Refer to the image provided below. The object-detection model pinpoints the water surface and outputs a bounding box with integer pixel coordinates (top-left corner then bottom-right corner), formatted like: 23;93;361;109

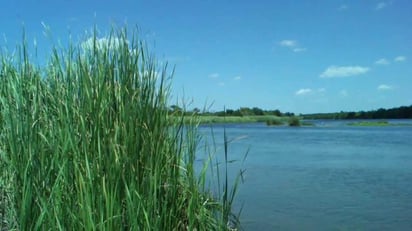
198;120;412;230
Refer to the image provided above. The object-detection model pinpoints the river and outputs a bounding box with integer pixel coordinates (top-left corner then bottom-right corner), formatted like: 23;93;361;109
198;120;412;230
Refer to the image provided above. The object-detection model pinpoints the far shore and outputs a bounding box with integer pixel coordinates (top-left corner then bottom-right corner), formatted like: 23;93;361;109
192;115;287;124
179;115;412;127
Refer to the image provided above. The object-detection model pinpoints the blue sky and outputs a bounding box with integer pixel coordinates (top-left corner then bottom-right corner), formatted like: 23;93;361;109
1;0;411;113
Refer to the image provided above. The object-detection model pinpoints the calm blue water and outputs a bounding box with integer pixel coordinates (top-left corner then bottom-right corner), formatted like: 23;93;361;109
198;120;412;230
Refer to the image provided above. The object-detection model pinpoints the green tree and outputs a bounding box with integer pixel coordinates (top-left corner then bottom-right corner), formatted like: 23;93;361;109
252;107;264;115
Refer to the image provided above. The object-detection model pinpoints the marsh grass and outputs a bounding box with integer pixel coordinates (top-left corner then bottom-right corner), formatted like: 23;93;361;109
0;27;241;230
288;117;301;127
266;118;285;126
347;120;390;126
196;115;283;124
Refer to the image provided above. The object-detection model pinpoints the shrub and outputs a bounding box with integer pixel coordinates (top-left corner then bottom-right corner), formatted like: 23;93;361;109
266;118;284;126
288;116;301;126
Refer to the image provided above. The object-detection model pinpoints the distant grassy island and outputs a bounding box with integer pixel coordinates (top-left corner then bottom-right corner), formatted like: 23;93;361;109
347;121;391;126
347;120;412;127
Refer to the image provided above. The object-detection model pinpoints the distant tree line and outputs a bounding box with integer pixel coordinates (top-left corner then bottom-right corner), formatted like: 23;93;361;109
167;106;295;117
168;104;412;119
302;105;412;120
211;107;295;117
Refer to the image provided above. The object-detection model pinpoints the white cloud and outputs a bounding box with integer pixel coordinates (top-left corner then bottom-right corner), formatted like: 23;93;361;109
279;40;297;47
209;73;219;78
377;84;393;90
340;90;348;97
293;47;307;53
81;37;126;51
233;76;241;80
320;65;370;78
317;88;326;93
394;56;406;62
279;39;306;53
218;82;225;87
375;2;387;10
295;88;313;96
339;4;348;10
375;58;390;65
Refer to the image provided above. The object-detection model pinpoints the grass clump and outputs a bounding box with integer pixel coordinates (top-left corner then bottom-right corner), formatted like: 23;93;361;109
0;27;241;230
347;120;390;126
301;121;315;126
288;116;301;127
197;115;284;124
266;118;284;126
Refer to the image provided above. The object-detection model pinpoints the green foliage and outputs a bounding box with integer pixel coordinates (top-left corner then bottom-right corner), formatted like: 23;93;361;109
288;117;301;126
196;115;282;124
301;121;315;126
347;120;390;126
210;107;293;117
0;27;241;230
252;107;264;116
266;118;284;126
302;105;412;120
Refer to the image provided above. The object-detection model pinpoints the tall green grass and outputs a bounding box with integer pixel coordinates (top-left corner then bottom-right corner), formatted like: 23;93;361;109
0;27;241;230
195;115;283;124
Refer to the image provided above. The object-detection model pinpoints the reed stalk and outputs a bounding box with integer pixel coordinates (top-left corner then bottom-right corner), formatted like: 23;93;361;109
0;26;242;230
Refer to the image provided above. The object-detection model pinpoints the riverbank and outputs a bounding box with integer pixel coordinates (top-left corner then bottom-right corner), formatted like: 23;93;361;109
184;116;412;127
192;115;288;124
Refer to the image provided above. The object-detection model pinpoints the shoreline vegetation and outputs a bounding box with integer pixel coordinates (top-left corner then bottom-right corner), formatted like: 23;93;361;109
190;116;411;127
345;120;412;127
1;26;410;231
0;27;243;230
347;121;390;126
173;105;412;127
180;114;412;127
